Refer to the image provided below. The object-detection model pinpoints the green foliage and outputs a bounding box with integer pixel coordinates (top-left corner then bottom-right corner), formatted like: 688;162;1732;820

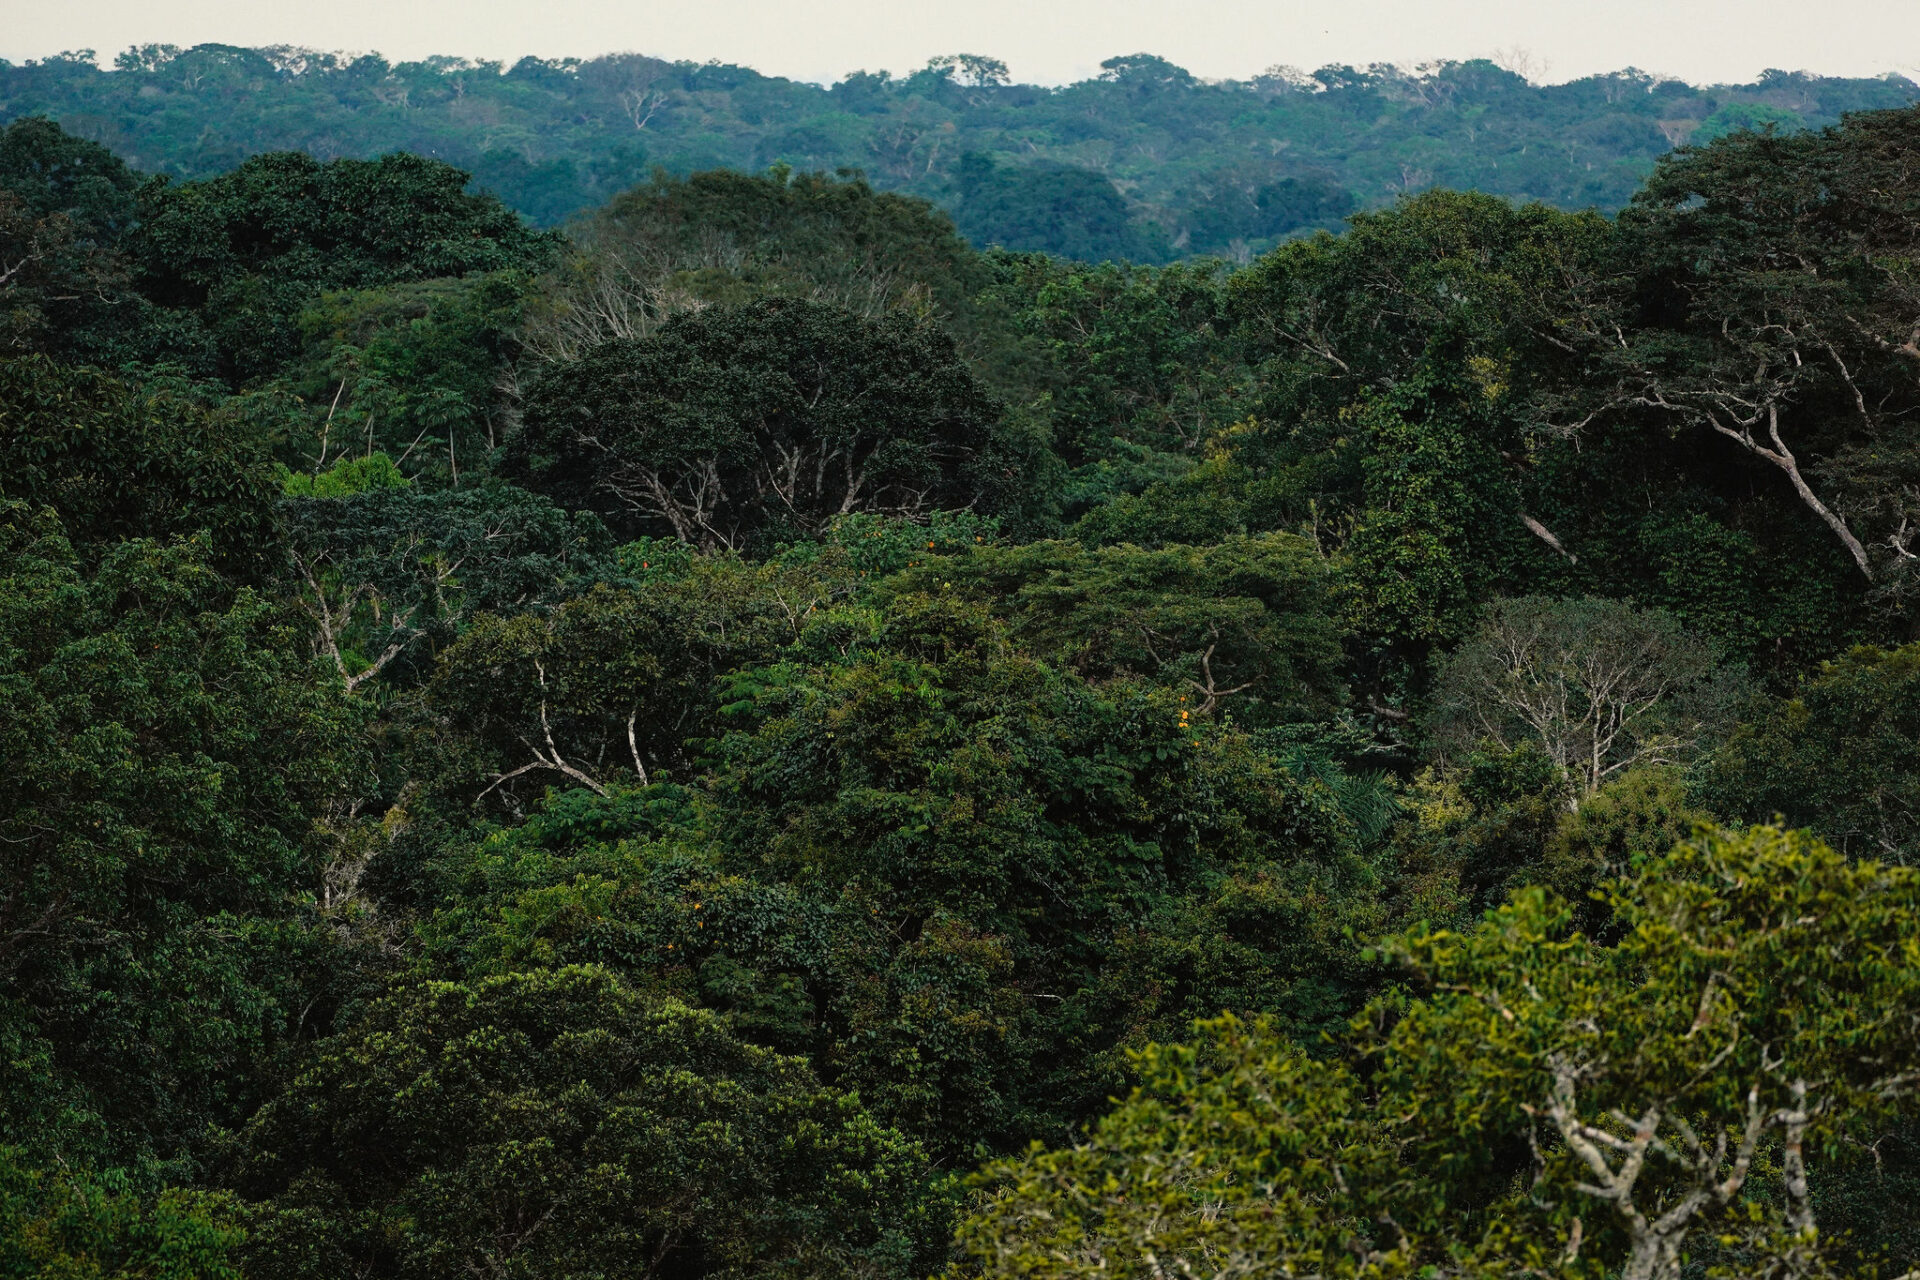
510;297;1029;548
1189;172;1355;253
1385;751;1709;935
823;509;1001;575
279;482;614;691
285;271;534;482
1691;101;1806;144
520;165;1057;446
701;593;1381;1148
949;155;1151;263
984;253;1247;513
1426;596;1746;797
551;166;991;326
1067;445;1255;550
0;116;140;239
0;504;368;1162
1377;827;1920;1275
1704;641;1920;862
956;826;1920;1278
710;592;1354;917
1197;183;1877;686
0;1148;241;1280
430;547;855;798
1539;767;1706;926
951;1015;1397;1279
1338;371;1528;657
9;84;1920;1279
229;965;943;1279
0;357;281;571
129;150;558;380
1200;193;1614;681
0;118;158;363
1812;1116;1920;1274
415;569;1379;1165
881;534;1344;725
277;451;409;498
1558;106;1920;604
1382;745;1566;927
6;49;1914;250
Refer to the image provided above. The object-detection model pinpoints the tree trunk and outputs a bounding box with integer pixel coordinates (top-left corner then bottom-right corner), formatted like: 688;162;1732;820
1621;1229;1686;1280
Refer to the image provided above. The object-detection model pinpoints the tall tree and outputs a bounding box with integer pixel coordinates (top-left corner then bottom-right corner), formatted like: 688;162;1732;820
130;151;558;381
1705;640;1920;862
0;356;281;574
0;504;366;1161
0;117;166;363
1427;596;1746;800
1543;107;1920;602
954;826;1920;1279
509;298;1036;549
230;966;941;1280
280;483;613;693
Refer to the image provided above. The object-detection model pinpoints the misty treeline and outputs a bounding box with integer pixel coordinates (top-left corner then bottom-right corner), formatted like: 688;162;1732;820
2;42;1916;256
2;93;1920;1279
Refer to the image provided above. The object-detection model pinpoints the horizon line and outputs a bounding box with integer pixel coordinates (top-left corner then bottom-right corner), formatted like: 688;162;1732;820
5;41;1917;93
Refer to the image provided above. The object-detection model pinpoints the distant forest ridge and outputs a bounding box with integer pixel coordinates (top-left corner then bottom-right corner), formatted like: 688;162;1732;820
2;43;1916;259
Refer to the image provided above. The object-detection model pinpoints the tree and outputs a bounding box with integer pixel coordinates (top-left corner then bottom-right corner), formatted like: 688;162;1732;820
0;1147;241;1280
430;546;860;803
230;965;941;1280
129;150;559;380
951;1017;1397;1279
1337;364;1534;661
0;116;141;241
1691;102;1805;145
286;271;535;483
926;55;1011;90
279;482;614;693
984;254;1247;477
0;119;171;364
1541;108;1920;598
950;156;1149;263
1704;641;1920;862
1379;827;1920;1278
1211;193;1617;686
0;356;281;572
954;826;1920;1279
882;534;1345;723
1427;596;1744;800
702;589;1379;1152
1214;187;1874;683
1223;191;1604;569
2;48;1913;239
0;187;124;355
0;504;367;1161
518;167;1000;369
509;298;1020;549
1537;766;1705;925
420;554;1382;1164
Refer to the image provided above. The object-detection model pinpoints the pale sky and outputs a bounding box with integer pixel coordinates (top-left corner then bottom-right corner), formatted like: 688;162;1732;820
5;0;1919;88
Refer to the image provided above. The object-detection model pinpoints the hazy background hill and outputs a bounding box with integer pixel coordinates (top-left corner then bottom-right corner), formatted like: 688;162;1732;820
3;43;1914;260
